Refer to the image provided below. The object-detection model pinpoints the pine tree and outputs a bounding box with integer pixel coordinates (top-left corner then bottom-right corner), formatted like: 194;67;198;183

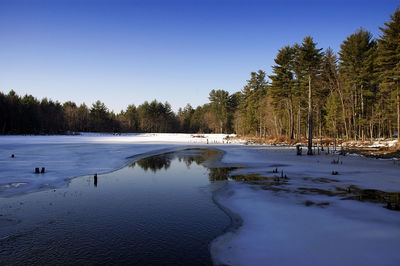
90;100;110;132
377;8;400;140
269;45;296;138
177;104;194;133
125;104;138;131
321;48;349;138
325;91;343;137
209;89;230;133
296;36;323;155
239;70;268;135
339;28;378;139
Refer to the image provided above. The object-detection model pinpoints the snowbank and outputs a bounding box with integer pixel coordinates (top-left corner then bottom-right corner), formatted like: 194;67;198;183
212;146;400;266
343;139;399;148
212;182;400;266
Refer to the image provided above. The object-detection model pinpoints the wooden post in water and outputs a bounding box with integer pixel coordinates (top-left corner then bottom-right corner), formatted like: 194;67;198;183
94;173;98;187
35;168;40;174
296;144;302;156
340;144;345;156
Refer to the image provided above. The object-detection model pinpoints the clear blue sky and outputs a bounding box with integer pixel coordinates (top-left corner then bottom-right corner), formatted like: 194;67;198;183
0;0;398;113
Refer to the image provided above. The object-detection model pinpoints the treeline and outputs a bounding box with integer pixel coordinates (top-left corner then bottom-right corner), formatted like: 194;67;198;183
0;91;179;134
248;8;400;140
1;8;399;139
198;8;400;140
0;88;239;134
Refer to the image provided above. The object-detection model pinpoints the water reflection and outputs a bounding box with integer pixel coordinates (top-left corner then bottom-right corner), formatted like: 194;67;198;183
130;155;172;172
130;149;212;171
0;148;232;266
131;151;400;212
130;149;239;183
208;167;235;182
178;155;206;167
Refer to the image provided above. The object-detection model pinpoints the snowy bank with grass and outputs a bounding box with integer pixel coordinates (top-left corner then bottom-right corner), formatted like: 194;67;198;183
212;146;400;266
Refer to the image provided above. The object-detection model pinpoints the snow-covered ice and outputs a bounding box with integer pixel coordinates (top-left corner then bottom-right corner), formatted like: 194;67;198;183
1;134;399;265
0;133;238;196
212;146;400;266
212;182;400;266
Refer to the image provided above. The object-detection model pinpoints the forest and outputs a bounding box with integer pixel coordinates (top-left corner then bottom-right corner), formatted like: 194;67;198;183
1;8;399;140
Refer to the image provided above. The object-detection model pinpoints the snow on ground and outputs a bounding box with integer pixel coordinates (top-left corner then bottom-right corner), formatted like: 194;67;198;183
342;138;399;148
218;146;400;191
212;182;400;266
0;133;238;196
1;134;400;265
212;146;400;266
0;133;239;145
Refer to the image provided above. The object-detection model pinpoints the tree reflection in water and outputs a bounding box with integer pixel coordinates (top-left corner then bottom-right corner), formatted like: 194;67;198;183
208;168;231;181
130;155;172;172
132;149;400;211
130;154;206;172
130;149;241;183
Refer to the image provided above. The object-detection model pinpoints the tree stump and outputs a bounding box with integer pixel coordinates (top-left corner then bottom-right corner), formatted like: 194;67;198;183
340;145;346;156
296;145;302;156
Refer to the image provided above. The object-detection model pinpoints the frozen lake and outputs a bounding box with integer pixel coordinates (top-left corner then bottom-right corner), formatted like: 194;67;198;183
1;134;400;265
0;149;231;265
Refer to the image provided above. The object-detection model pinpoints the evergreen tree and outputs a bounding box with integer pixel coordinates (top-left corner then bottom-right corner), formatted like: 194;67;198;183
77;103;90;132
238;70;268;135
208;89;230;133
296;36;323;154
90;100;110;132
339;28;378;139
125;104;138;132
20;94;40;134
63;101;78;131
321;48;349;138
178;104;195;132
377;8;400;139
0;92;6;134
269;45;296;138
324;91;343;137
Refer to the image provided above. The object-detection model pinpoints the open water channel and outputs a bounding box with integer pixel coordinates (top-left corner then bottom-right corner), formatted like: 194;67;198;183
0;148;233;265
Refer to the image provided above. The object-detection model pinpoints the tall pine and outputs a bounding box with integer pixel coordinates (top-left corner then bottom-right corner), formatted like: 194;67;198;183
296;37;323;155
339;29;378;139
269;45;296;138
239;70;268;135
377;8;400;140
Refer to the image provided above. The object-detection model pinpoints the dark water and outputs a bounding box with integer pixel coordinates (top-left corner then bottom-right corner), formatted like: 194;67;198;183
0;149;231;265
